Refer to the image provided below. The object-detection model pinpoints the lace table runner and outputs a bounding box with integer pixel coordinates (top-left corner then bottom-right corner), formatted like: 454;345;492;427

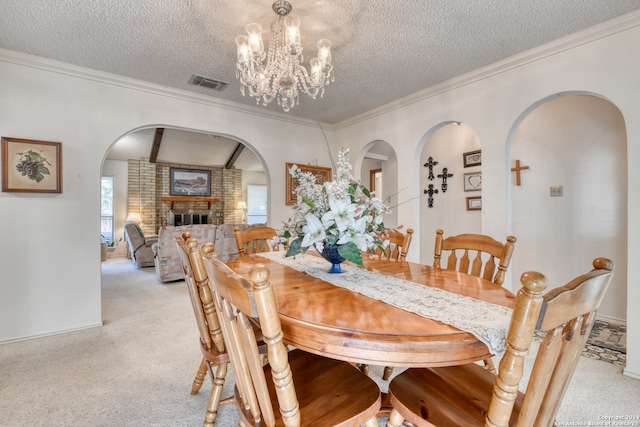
258;251;512;355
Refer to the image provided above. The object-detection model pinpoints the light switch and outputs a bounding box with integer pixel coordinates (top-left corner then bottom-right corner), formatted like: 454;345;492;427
550;186;563;197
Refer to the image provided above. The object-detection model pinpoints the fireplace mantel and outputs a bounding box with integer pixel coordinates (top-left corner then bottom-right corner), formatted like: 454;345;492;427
160;196;221;209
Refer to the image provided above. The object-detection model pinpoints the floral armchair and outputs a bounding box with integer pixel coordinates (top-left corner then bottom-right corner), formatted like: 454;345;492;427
152;223;250;282
123;222;158;268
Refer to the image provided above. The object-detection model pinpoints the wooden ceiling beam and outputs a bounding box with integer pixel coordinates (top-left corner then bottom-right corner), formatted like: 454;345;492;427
225;143;245;169
149;127;164;163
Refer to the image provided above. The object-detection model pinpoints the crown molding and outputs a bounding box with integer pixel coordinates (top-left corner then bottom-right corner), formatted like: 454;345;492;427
333;10;640;130
0;48;334;131
2;9;639;133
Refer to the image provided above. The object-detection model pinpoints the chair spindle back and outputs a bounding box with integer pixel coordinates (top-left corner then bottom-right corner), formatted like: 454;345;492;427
375;228;414;261
497;257;614;427
433;229;516;285
234;226;279;257
203;255;299;426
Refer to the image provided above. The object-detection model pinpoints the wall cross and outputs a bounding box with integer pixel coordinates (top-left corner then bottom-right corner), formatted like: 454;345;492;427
511;159;530;186
437;168;453;192
423;184;439;208
423;156;439;180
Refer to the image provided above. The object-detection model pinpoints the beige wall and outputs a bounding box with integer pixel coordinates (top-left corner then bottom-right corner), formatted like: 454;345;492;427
1;15;639;378
333;23;640;377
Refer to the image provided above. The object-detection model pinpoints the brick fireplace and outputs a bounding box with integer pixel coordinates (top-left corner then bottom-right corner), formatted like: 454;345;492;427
127;158;243;236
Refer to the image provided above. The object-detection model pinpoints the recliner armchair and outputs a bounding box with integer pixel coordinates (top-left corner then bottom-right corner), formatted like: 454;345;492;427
124;222;157;267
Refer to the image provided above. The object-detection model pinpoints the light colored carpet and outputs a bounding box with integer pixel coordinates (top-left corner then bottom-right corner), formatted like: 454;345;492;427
0;258;638;426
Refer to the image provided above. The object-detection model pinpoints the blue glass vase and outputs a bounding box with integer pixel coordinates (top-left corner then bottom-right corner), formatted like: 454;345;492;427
320;245;345;273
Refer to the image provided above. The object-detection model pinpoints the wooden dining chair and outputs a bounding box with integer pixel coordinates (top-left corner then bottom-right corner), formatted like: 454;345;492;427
176;235;231;427
178;234;272;426
201;252;382;427
433;229;517;286
385;257;614;427
374;228;414;261
432;229;517;373
176;233;208;395
371;228;414;380
234;225;279;257
369;227;413;382
379;228;509;380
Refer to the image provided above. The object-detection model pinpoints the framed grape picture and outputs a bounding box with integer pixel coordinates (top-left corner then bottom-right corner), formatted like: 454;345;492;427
1;137;62;193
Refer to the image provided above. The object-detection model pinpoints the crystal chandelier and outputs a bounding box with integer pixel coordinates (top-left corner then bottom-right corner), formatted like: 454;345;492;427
235;0;334;112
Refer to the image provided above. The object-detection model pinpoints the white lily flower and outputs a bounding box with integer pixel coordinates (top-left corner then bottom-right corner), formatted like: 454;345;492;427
322;197;358;233
301;213;326;248
337;216;372;251
277;149;392;265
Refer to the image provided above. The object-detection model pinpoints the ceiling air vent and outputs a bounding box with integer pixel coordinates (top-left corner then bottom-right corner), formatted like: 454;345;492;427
188;74;229;91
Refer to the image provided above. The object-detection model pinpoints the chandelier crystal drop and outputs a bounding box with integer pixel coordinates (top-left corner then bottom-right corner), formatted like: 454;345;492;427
235;0;334;112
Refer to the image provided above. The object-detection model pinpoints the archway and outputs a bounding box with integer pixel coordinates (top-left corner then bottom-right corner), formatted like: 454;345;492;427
355;140;399;229
100;125;270;260
417;122;482;264
509;93;627;322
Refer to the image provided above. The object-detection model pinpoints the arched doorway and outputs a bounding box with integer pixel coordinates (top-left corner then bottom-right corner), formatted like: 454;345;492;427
356;140;399;228
509;93;627;322
100;125;269;259
418;122;483;264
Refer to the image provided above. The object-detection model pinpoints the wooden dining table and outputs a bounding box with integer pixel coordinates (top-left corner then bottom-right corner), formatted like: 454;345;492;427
225;254;516;369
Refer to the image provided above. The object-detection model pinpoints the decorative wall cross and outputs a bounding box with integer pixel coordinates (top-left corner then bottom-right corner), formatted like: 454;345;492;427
511;159;530;186
423;156;439;180
423;184;439;208
438;168;453;192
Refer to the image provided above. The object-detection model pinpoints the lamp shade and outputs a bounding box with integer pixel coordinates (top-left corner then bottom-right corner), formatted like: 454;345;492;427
126;212;141;223
236;201;247;210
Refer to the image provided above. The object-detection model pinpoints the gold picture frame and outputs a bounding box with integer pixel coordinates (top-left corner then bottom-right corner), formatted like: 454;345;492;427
1;137;62;193
285;163;332;205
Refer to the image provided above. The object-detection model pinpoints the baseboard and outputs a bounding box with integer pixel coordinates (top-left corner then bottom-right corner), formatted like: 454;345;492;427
623;368;640;380
596;313;626;326
0;322;103;346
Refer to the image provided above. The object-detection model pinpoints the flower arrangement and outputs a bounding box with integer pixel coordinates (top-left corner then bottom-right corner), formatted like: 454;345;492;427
279;148;391;267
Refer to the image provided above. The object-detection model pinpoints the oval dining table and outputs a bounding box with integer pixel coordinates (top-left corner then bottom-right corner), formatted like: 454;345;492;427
224;254;516;369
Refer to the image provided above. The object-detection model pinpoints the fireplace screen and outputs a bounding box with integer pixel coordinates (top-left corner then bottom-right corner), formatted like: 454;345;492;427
170;210;212;226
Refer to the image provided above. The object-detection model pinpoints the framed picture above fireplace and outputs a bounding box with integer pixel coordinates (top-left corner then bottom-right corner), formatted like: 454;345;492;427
170;167;211;196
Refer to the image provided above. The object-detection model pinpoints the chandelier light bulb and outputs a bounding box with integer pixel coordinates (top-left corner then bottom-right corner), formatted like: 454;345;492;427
235;35;249;63
285;18;301;55
245;23;264;56
317;39;331;68
234;0;334;112
310;58;322;85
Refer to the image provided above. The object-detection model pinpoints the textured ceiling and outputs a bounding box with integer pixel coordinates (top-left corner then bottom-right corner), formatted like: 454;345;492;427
2;0;639;125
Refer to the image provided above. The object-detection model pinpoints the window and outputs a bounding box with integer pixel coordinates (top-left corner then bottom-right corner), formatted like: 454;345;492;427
101;177;114;242
247;185;267;225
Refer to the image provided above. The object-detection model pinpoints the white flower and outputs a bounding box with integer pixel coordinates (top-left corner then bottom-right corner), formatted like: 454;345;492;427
301;213;326;248
279;148;392;267
337;216;372;251
368;197;390;215
321;197;358;233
